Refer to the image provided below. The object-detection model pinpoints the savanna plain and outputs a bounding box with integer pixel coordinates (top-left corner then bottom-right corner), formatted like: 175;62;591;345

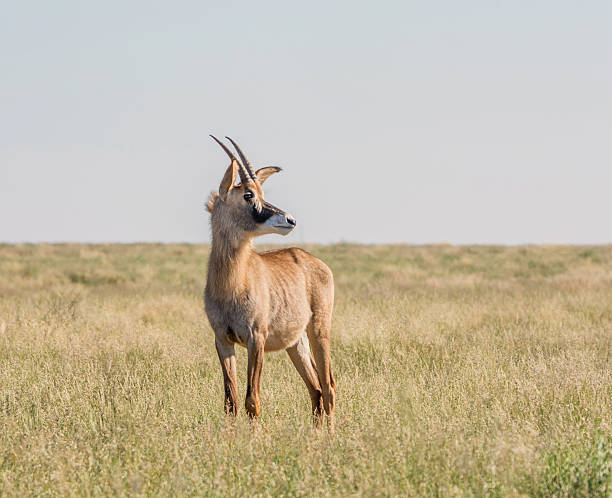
0;243;610;497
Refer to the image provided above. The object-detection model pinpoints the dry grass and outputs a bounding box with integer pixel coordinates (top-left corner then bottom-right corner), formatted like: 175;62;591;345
0;243;610;496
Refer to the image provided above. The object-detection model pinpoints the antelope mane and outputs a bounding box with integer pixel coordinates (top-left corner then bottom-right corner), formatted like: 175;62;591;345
205;191;219;213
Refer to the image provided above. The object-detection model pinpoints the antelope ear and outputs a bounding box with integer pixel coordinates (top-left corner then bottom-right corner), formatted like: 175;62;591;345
218;160;237;201
255;166;282;185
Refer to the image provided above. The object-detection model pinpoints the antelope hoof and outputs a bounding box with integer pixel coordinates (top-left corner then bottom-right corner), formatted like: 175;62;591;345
312;400;324;428
327;415;335;435
245;397;260;418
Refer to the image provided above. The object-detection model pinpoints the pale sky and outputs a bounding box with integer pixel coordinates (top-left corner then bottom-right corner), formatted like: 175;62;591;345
1;1;610;244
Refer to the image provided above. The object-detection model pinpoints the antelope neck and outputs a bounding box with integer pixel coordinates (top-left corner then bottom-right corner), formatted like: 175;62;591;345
208;228;254;295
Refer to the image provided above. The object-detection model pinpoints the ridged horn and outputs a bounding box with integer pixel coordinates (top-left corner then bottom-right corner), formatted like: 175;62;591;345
209;135;250;185
225;136;257;182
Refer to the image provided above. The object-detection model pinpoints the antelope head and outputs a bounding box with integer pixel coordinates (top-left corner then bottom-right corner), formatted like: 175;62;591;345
207;135;296;237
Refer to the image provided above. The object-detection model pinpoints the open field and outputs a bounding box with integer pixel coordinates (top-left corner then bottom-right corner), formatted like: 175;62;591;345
0;243;610;496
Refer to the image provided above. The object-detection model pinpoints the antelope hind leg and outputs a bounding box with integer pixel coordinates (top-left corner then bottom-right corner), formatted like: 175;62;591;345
307;320;336;430
286;333;324;427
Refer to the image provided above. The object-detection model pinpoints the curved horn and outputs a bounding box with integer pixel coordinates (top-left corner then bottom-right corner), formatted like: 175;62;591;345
209;135;251;185
225;136;257;181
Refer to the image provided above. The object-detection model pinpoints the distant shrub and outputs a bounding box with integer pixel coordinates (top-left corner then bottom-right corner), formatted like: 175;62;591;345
66;271;125;286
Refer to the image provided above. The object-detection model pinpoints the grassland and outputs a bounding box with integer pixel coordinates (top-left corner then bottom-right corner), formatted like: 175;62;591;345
0;243;610;496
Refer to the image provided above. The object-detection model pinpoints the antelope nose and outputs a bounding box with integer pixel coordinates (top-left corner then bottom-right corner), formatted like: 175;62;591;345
286;215;296;227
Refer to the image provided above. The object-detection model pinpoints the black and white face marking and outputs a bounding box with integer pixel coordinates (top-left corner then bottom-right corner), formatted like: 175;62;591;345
251;202;278;223
239;187;296;235
250;199;296;235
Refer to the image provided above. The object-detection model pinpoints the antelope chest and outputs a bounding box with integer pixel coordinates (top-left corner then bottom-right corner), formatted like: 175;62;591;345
204;292;310;352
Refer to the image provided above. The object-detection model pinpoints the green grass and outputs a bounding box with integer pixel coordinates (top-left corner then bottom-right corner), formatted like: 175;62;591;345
0;243;611;496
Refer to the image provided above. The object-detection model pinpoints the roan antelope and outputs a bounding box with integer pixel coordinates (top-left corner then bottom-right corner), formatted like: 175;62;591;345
204;136;336;428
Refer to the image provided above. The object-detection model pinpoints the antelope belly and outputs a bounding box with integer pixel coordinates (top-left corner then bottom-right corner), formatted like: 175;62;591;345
264;327;304;352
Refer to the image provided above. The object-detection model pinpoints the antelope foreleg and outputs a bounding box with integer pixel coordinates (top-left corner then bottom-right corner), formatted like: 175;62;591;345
245;333;265;419
215;339;238;416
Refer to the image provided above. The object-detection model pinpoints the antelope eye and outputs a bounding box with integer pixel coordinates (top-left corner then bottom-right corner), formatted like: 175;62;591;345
243;191;254;201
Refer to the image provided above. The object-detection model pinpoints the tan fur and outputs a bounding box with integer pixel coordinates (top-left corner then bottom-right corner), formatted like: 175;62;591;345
204;156;336;428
